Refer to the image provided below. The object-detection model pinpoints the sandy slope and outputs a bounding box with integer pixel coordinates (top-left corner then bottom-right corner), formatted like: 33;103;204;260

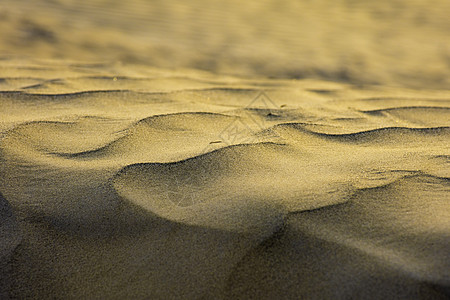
0;59;449;298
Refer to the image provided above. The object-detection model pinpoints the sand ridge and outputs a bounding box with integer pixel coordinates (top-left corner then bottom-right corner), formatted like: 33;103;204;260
0;59;449;298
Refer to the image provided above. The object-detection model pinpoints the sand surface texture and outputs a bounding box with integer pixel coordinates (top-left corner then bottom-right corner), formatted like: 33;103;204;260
0;59;449;299
1;0;450;298
1;0;450;89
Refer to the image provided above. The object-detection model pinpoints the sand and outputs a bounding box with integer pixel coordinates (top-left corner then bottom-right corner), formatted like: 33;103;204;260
0;58;448;299
1;0;450;89
0;0;450;299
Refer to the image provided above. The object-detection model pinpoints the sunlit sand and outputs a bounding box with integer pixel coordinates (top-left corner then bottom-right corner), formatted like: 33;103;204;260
0;1;449;299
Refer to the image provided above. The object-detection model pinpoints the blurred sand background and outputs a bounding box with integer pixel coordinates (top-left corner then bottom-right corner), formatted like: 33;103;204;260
0;0;449;299
1;0;450;88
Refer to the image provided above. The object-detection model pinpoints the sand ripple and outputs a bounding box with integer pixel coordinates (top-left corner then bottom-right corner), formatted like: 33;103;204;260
0;60;449;298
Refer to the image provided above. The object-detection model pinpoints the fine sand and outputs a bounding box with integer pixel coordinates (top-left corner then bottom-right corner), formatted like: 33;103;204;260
0;58;449;299
1;0;450;89
1;0;450;298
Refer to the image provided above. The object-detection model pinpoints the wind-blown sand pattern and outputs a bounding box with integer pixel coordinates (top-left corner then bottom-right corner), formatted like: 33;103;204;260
1;0;450;298
0;59;449;299
2;0;450;88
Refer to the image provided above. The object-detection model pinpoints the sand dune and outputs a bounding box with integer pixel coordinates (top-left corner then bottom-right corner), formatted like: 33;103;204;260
1;0;450;297
0;58;449;298
228;175;450;299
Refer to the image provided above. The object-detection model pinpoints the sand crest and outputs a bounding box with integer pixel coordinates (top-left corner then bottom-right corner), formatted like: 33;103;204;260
0;59;449;298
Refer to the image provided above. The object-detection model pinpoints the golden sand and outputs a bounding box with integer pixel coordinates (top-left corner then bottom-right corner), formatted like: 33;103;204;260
0;1;449;299
0;59;449;298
